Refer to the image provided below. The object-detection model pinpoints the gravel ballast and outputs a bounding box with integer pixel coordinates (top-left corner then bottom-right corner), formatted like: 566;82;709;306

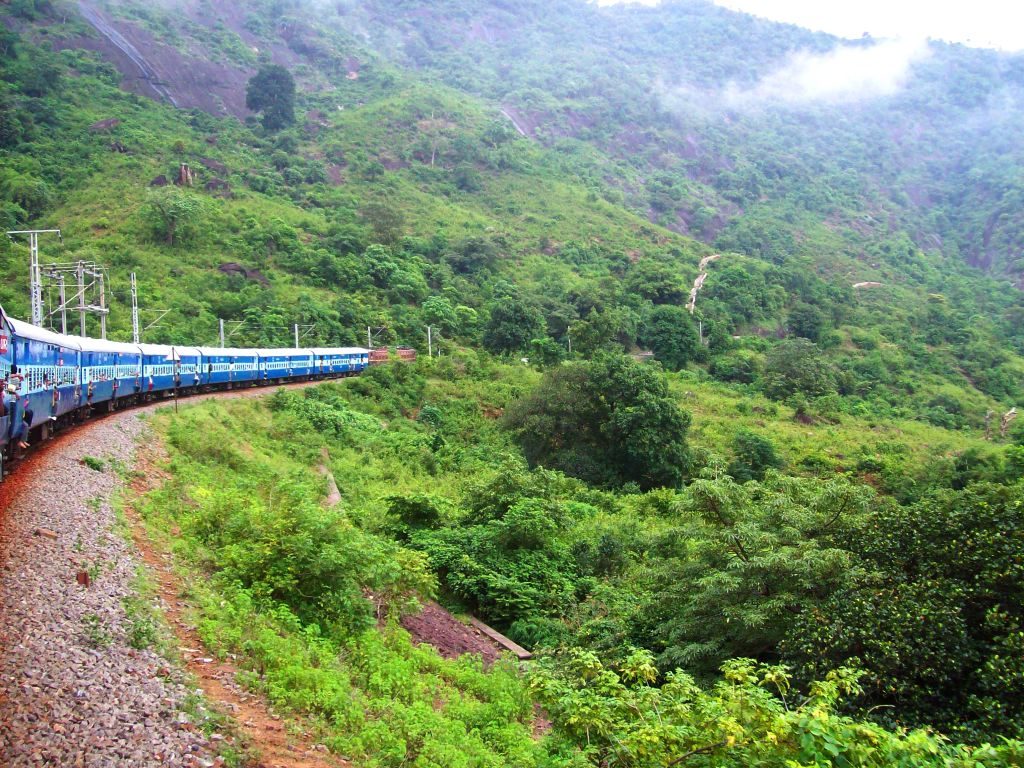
0;410;215;767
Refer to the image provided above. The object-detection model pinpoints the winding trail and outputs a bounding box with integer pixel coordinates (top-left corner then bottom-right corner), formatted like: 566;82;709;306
318;446;342;508
687;253;722;314
500;109;529;138
77;1;180;107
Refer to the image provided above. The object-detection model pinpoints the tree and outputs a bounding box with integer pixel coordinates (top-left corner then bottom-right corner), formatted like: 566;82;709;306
482;297;545;354
788;302;827;342
245;65;296;130
505;353;691;489
624;259;688;304
445;235;499;274
408;463;586;628
0;27;18;59
10;0;53;20
762;337;836;400
421;296;459;336
639;304;704;370
0;106;24;149
142;188;206;246
784;481;1024;742
568;306;639;356
360;202;405;246
640;473;871;676
728;430;783;482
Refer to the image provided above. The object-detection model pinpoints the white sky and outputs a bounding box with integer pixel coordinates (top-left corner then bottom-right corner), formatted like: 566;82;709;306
597;0;1024;51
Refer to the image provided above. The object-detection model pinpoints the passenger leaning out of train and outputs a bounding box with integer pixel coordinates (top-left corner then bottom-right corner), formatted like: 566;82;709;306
5;368;30;450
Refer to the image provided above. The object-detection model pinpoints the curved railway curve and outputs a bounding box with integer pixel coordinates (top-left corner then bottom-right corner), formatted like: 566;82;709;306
0;379;347;767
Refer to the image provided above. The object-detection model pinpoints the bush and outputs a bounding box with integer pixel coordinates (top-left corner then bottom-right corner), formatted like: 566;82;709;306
709;349;761;384
727;430;783;482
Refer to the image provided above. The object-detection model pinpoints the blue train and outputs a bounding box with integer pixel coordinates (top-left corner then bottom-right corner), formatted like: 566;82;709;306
0;303;370;479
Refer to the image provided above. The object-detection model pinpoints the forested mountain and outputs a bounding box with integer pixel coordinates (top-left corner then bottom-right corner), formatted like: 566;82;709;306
3;0;1024;418
4;0;1024;764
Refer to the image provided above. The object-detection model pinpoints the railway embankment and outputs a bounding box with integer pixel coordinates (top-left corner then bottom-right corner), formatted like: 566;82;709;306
0;382;342;768
0;380;517;767
0;410;216;766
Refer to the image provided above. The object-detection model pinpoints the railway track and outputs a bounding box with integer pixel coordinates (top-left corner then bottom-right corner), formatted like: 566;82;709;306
0;377;349;767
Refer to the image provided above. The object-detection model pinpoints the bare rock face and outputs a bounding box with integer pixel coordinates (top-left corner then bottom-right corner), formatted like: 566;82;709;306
89;118;121;133
218;263;269;285
198;157;227;175
204;178;232;197
149;175;169;187
175;164;195;186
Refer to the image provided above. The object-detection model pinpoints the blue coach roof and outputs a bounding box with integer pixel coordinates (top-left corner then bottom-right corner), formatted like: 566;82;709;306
195;347;260;357
66;335;143;355
138;343;203;359
7;318;83;350
255;348;316;357
311;347;370;356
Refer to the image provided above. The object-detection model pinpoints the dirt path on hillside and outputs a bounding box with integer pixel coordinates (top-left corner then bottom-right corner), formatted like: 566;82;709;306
687;253;722;314
2;379;528;766
0;381;345;768
126;442;348;768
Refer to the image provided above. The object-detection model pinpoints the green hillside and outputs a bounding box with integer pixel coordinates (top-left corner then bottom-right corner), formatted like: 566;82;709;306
4;0;1024;764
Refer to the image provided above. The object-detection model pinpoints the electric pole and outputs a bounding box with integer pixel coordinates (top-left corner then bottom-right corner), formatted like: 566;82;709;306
98;270;107;339
219;318;225;348
58;274;67;335
294;323;299;349
131;273;140;344
76;261;86;336
6;229;61;327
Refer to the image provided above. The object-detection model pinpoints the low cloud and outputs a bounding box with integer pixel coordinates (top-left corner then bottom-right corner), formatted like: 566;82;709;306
723;38;930;108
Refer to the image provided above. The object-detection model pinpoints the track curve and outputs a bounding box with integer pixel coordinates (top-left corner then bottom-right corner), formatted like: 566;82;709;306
0;378;340;767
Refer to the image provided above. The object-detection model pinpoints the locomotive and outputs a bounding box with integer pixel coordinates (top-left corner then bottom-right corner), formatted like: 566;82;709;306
0;302;370;480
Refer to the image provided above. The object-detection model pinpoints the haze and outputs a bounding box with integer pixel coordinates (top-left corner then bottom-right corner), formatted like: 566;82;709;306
597;0;1024;51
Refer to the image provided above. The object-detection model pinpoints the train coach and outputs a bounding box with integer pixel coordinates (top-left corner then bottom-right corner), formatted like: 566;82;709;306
0;304;372;479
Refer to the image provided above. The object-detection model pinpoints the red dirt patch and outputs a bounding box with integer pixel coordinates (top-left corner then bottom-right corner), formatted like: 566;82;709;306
400;601;505;666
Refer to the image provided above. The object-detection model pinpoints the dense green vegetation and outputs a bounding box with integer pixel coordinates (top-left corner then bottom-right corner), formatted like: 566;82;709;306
137;365;1024;765
5;0;1024;761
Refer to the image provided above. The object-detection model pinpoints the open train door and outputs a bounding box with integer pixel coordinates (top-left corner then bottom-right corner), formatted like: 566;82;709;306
0;304;12;478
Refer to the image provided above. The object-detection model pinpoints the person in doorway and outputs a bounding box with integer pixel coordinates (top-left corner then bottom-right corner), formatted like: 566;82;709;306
7;368;30;450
